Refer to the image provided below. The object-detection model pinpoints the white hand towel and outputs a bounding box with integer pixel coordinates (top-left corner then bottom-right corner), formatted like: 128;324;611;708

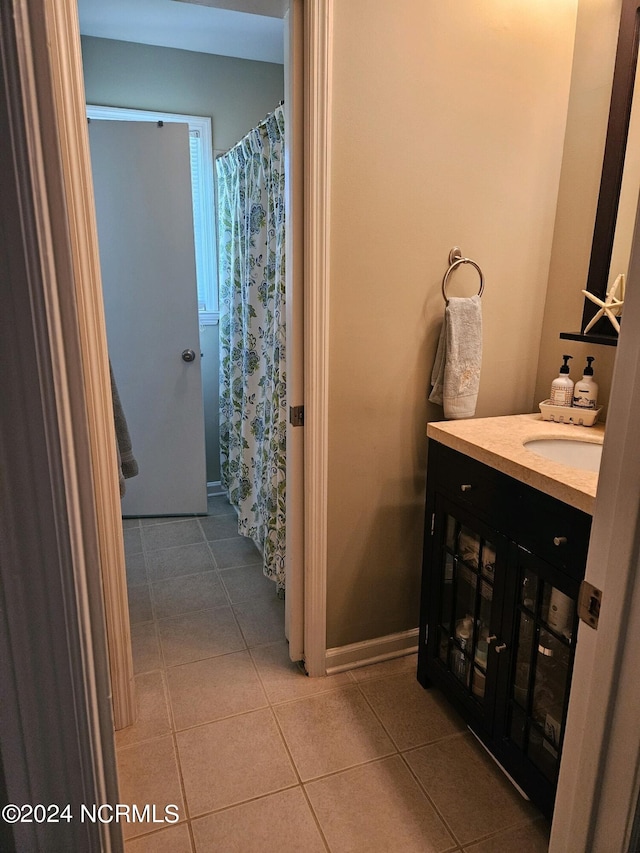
429;295;482;419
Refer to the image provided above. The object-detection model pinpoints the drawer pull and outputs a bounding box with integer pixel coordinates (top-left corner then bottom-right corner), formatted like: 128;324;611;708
494;643;508;653
553;536;568;547
460;484;473;492
486;635;498;644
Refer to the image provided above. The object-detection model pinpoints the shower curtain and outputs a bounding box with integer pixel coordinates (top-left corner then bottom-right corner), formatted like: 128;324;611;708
217;105;286;588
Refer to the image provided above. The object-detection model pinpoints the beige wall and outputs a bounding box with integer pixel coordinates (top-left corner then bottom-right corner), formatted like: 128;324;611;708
534;0;623;419
326;0;579;648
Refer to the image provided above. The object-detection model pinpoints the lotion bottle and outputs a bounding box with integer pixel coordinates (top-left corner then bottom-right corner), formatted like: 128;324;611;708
573;357;598;409
550;355;574;407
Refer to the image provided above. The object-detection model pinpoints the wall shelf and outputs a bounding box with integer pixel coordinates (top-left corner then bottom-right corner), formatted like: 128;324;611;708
559;331;618;347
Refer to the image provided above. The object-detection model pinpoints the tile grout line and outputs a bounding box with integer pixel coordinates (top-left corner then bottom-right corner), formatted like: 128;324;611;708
350;675;471;850
247;651;334;853
397;748;464;851
126;507;499;851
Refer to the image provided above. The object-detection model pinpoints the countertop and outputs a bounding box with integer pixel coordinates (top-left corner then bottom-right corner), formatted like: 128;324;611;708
427;413;605;515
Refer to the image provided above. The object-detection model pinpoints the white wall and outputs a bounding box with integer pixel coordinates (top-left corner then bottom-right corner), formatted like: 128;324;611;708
326;0;578;648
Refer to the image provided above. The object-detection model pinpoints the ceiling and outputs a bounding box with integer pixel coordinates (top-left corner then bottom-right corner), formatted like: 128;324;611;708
76;0;285;64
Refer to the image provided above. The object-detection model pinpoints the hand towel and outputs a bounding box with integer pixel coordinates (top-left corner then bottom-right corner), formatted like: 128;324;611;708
429;295;482;419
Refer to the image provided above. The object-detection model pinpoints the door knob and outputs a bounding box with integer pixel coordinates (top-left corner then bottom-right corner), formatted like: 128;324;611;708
181;349;196;363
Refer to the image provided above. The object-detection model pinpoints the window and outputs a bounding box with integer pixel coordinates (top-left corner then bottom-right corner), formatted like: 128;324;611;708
86;105;218;325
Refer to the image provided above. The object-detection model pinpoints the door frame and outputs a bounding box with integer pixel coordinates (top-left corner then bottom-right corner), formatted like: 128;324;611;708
300;0;332;678
283;0;306;660
549;191;640;852
41;0;332;706
1;1;121;848
35;0;136;729
14;0;640;844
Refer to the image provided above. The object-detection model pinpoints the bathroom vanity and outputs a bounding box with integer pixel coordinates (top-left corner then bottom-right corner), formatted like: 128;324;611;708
417;414;604;818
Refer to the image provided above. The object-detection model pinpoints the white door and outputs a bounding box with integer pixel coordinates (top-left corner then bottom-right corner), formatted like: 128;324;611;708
89;119;207;517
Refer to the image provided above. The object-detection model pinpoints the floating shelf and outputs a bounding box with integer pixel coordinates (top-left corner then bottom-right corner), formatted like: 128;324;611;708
559;331;618;347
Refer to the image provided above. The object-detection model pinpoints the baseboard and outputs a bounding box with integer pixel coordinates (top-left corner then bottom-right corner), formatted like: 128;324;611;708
325;628;419;675
207;481;225;497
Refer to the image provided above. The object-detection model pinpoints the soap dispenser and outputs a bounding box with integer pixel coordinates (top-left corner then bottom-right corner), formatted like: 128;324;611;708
573;357;598;409
550;355;574;407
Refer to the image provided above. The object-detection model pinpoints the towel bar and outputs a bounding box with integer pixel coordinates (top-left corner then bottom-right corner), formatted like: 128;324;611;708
442;247;484;304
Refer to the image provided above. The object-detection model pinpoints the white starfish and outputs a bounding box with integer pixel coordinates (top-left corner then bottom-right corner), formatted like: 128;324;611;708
582;273;625;334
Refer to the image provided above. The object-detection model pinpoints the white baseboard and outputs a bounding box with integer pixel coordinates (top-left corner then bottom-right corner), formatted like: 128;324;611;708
325;628;419;675
207;481;225;497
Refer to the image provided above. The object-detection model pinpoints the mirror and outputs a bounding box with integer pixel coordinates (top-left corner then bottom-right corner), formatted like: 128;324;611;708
580;0;640;339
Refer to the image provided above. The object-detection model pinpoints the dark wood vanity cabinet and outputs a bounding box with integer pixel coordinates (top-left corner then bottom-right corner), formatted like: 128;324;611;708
417;440;592;818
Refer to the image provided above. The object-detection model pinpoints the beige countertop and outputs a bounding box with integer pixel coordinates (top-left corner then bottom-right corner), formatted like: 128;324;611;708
427;413;605;515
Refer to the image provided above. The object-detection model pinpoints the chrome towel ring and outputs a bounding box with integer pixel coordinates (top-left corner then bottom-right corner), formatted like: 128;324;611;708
442;247;485;304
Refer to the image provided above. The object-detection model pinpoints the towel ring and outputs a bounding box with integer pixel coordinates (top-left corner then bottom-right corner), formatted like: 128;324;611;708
442;249;485;304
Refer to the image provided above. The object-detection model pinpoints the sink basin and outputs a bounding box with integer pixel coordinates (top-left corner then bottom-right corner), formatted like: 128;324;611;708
523;438;603;472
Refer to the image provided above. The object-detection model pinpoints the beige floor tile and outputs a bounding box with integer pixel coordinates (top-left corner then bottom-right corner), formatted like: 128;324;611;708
128;584;154;625
199;514;239;542
405;733;538;846
176;709;297;816
146;542;215;582
209;535;262;569
206;495;236;517
116;736;185;840
232;594;285;647
167;650;268;730
350;653;418;682
273;686;395;781
158;605;245;667
131;621;162;675
462;818;550;852
305;755;455;853
124;822;193;853
116;672;171;749
124;527;143;557
126;552;148;587
219;563;275;604
191;787;326;853
360;673;465;750
141;518;204;551
152;570;228;619
251;640;352;704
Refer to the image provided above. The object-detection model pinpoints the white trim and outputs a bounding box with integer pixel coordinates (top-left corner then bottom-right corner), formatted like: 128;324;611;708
46;12;136;731
86;104;218;322
325;629;419;675
283;0;305;661
207;480;226;497
549;193;640;852
199;310;220;326
302;0;333;678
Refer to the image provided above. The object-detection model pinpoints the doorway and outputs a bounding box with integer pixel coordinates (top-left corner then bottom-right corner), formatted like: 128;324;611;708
78;0;306;666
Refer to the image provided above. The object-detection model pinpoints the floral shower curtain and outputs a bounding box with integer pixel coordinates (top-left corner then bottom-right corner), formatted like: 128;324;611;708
217;105;286;588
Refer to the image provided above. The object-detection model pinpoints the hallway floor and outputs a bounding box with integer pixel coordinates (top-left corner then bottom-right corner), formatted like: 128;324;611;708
117;495;549;852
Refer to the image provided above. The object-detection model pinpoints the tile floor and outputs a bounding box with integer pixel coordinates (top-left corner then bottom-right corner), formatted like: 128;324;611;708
117;495;550;852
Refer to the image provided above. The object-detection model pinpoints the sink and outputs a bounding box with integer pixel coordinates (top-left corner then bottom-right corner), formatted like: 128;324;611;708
523;437;603;472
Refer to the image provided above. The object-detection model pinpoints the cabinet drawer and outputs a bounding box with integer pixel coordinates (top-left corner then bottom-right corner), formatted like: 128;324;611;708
516;486;591;578
427;441;591;578
428;442;518;525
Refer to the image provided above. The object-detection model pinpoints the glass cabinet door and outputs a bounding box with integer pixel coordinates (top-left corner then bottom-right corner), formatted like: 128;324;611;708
507;548;579;784
435;509;500;708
